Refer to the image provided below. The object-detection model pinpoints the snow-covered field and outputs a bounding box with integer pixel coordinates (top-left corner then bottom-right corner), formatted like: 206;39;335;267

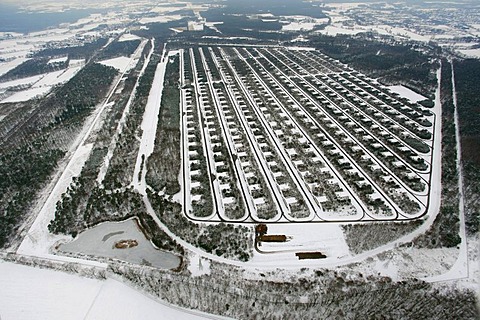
282;22;318;31
98;38;146;75
287;46;317;51
99;56;136;72
388;85;427;103
37;67;82;87
281;17;329;32
118;33;141;42
0;86;51;103
340;246;459;282
0;74;44;90
0;66;83;103
139;15;183;24
320;25;365;36
318;23;432;41
0;261;217;320
458;48;480;59
377;26;431;42
85;278;217;320
69;59;85;67
0;58;29;77
0;261;102;320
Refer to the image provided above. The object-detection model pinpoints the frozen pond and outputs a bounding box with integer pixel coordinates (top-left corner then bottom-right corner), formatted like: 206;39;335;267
60;218;181;269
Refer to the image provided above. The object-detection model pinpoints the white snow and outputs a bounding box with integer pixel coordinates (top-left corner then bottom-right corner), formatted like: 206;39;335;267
0;86;51;103
0;261;103;320
391;27;431;42
187;252;212;277
0;261;218;320
98;56;136;72
281;16;329;31
69;59;85;67
319;17;431;42
373;256;398;280
48;56;68;64
0;67;82;103
325;3;365;10
287;46;317;51
139;15;183;24
339;246;459;282
205;22;223;34
0;58;29;77
0;49;32;61
33;67;82;88
282;22;317;31
118;33;141;42
320;25;364;36
131;45;169;191
205;22;223;27
457;48;480;58
388;85;427;103
0;32;23;38
0;74;44;89
85;278;216;320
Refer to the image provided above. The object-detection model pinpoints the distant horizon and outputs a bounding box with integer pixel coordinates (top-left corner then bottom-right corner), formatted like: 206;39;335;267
0;3;104;33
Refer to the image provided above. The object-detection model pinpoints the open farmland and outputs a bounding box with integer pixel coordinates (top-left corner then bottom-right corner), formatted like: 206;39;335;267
178;46;436;223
